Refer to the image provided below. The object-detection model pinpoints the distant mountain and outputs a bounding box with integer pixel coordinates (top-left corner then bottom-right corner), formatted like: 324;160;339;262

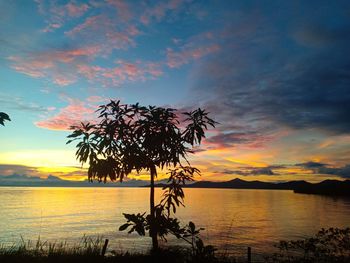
0;174;150;187
293;179;350;196
1;175;349;196
183;178;310;190
183;178;350;196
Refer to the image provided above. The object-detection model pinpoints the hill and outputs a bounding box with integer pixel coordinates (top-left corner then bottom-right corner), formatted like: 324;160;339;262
186;178;350;196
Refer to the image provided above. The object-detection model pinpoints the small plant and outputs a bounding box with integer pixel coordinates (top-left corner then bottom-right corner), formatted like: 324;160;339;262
183;221;217;261
265;227;350;263
0;235;104;260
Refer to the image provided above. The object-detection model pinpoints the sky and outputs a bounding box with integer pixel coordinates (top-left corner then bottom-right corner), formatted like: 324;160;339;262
1;0;350;183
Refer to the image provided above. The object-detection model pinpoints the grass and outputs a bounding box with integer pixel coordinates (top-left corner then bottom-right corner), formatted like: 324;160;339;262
1;228;349;262
0;236;105;263
0;236;236;263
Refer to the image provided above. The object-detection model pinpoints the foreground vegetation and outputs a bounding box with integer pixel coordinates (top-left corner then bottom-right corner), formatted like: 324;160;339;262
265;228;350;263
0;236;229;263
1;228;349;263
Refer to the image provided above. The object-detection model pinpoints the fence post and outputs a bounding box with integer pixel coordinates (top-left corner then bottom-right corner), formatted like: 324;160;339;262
247;246;251;263
101;239;109;256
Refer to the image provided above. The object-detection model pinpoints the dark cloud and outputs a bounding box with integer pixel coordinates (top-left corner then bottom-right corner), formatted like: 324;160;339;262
317;165;350;179
219;166;278;176
217;161;350;178
206;132;255;147
296;161;350;179
205;130;275;149
0;94;49;113
297;161;328;169
189;1;350;149
0;164;38;176
250;168;275;176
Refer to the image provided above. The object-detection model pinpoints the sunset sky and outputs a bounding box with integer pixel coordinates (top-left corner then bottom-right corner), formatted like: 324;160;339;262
1;0;350;183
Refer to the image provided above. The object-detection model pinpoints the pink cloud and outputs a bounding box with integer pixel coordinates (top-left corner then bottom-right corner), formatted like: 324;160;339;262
35;98;97;131
66;2;89;17
106;0;133;22
166;44;220;68
86;96;106;103
65;15;102;36
76;64;103;80
41;23;62;33
52;75;77;86
78;60;163;86
8;46;100;86
66;14;138;52
37;1;90;32
9;48;163;87
140;0;185;25
8;56;54;78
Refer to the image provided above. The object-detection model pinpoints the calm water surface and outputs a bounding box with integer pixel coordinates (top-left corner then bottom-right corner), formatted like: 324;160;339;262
0;187;349;257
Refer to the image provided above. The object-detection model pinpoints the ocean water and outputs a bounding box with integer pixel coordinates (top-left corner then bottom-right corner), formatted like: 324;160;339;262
0;187;349;257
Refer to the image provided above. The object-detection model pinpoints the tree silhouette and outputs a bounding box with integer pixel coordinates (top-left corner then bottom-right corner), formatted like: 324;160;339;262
0;112;10;126
67;100;216;251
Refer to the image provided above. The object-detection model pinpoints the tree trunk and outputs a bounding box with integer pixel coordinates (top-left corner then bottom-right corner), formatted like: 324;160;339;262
150;165;158;251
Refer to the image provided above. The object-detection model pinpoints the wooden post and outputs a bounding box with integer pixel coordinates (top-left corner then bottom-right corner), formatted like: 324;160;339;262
247;246;251;263
101;239;109;256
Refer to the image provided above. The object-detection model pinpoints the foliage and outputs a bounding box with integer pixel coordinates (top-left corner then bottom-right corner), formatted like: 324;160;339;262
0;236;231;263
0;236;104;263
67;100;217;250
183;221;217;261
0;112;10;126
265;227;350;263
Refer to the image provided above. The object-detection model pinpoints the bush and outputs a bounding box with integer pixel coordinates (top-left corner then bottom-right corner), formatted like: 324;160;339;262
265;228;350;263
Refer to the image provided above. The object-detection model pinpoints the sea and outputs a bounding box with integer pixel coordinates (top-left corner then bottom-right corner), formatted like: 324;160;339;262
0;187;349;258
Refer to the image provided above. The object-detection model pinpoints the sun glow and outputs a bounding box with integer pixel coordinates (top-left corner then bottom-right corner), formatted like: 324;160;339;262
0;150;79;167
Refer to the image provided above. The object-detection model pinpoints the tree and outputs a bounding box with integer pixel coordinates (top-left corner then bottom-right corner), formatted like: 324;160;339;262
0;112;10;126
67;100;216;251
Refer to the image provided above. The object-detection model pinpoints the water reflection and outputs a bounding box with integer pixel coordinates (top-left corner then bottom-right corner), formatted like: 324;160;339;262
0;187;349;256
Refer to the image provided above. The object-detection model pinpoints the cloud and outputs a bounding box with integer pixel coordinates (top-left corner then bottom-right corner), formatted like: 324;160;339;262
8;46;101;85
65;13;139;53
65;2;89;17
0;164;86;181
106;0;133;22
8;48;162;87
35;97;97;131
186;3;350;156
0;164;38;176
296;161;350;179
317;165;350;179
214;165;293;176
166;44;220;68
9;2;222;88
35;0;90;32
0;93;50;113
205;131;274;149
140;0;186;25
297;161;328;169
293;25;350;48
76;60;163;86
217;166;279;176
